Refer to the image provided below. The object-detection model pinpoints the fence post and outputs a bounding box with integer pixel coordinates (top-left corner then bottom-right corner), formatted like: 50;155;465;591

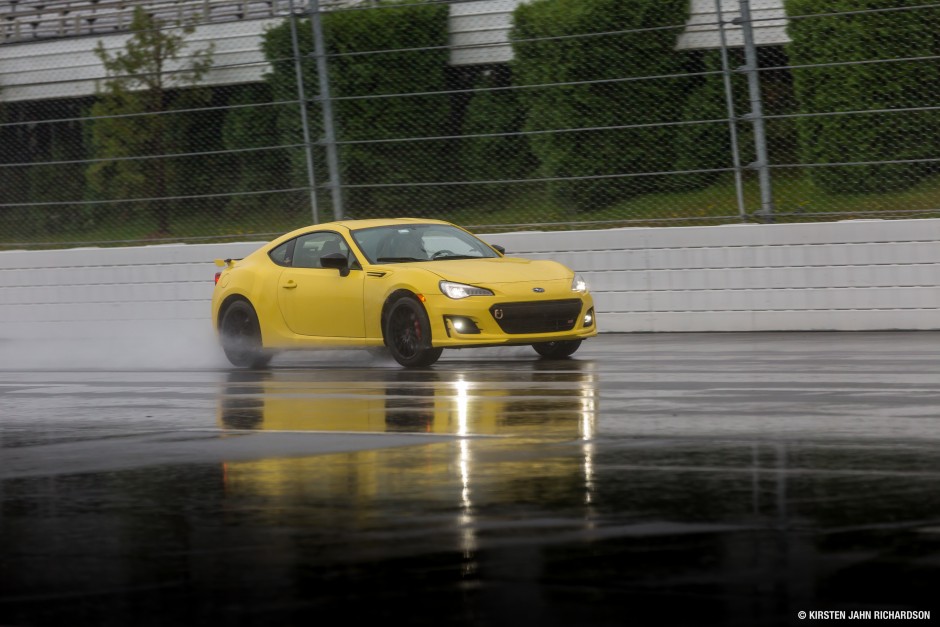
735;0;775;222
288;0;319;224
715;0;746;222
308;0;344;220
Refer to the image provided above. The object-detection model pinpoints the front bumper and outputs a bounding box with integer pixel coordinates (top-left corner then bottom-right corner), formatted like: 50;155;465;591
426;293;597;348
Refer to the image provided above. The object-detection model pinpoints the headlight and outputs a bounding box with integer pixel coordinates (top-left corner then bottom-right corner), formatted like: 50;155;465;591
440;281;494;299
571;273;588;292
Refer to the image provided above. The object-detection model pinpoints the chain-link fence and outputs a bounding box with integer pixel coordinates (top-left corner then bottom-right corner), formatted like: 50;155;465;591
2;0;940;249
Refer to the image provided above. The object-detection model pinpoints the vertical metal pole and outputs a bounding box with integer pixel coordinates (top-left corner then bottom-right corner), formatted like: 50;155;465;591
309;0;344;220
715;0;746;222
288;0;319;224
736;0;775;221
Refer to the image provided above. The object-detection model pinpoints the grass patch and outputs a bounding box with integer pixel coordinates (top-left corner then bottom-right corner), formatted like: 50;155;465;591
3;171;940;250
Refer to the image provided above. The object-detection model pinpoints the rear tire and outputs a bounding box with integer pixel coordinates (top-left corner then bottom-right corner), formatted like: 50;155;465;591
384;297;443;368
220;300;272;369
532;339;582;359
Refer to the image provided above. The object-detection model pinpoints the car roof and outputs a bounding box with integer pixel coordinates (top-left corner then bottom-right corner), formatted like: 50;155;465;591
340;217;449;229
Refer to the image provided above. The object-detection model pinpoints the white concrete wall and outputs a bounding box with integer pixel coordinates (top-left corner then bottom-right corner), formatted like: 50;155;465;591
491;219;940;333
1;219;938;348
0;241;260;342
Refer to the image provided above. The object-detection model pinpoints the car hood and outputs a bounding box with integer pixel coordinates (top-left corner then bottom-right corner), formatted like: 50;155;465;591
419;257;573;285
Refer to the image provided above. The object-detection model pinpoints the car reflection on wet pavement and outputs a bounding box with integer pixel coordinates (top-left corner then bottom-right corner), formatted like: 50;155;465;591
1;332;939;627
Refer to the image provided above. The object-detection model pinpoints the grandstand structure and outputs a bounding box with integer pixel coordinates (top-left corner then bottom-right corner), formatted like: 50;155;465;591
0;0;308;102
0;0;361;44
0;0;788;102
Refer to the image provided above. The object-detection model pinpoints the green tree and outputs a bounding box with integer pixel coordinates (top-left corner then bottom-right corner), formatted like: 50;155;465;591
86;7;213;235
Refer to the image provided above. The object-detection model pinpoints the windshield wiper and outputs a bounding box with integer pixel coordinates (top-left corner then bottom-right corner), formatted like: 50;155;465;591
432;254;481;260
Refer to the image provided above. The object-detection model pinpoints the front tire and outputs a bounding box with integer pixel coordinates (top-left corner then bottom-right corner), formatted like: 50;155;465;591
384;297;443;368
532;339;582;359
219;300;272;368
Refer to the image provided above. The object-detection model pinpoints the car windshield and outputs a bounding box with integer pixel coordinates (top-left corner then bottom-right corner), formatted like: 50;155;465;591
351;224;501;264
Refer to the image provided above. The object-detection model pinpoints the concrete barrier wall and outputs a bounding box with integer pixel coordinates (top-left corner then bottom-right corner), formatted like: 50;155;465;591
492;218;940;332
1;219;938;346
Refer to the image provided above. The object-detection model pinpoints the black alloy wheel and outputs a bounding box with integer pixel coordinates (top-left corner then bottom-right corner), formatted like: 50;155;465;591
220;300;272;368
384;297;443;367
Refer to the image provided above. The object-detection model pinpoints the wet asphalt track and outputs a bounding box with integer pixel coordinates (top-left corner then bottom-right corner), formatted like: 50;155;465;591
1;331;939;627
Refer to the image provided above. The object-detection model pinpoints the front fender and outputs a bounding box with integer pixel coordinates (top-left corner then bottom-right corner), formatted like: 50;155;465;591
362;267;439;341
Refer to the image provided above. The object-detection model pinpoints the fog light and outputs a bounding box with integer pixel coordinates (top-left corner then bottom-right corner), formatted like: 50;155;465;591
444;316;481;335
583;308;594;327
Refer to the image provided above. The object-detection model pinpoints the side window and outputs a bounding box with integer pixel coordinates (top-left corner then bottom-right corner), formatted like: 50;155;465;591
292;232;351;269
268;239;295;267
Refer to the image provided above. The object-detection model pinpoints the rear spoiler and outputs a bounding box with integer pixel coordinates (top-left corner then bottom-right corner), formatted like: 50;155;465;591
214;258;241;268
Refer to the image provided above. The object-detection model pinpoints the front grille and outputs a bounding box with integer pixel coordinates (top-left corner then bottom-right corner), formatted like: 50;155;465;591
489;299;582;334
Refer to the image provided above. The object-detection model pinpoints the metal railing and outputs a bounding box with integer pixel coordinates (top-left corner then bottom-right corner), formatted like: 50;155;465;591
2;0;940;248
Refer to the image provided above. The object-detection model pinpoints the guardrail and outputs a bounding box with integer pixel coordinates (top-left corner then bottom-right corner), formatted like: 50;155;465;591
2;220;938;349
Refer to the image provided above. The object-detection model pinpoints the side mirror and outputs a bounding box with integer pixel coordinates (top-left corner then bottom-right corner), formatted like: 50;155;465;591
491;244;506;255
320;252;350;277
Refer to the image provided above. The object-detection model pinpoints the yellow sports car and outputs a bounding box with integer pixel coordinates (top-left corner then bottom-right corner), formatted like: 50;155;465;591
211;218;597;368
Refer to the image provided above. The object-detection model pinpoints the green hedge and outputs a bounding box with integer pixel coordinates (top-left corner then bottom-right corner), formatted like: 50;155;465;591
458;65;538;206
672;50;737;191
785;0;940;193
510;0;709;210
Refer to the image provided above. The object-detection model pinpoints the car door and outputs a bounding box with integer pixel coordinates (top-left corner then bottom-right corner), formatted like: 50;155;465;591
276;231;366;338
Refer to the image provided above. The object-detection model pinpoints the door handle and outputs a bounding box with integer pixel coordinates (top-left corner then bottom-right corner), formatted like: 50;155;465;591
282;280;298;289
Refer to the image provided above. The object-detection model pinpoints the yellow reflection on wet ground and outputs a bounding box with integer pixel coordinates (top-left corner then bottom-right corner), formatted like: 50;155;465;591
218;361;598;556
215;360;602;554
216;360;599;440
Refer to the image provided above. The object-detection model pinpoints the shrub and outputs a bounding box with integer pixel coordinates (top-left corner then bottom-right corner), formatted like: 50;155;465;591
458;65;538;206
221;83;294;218
785;0;940;193
511;0;699;210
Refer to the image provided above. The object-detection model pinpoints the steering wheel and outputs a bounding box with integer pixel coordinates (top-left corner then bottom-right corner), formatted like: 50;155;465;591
431;250;457;260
